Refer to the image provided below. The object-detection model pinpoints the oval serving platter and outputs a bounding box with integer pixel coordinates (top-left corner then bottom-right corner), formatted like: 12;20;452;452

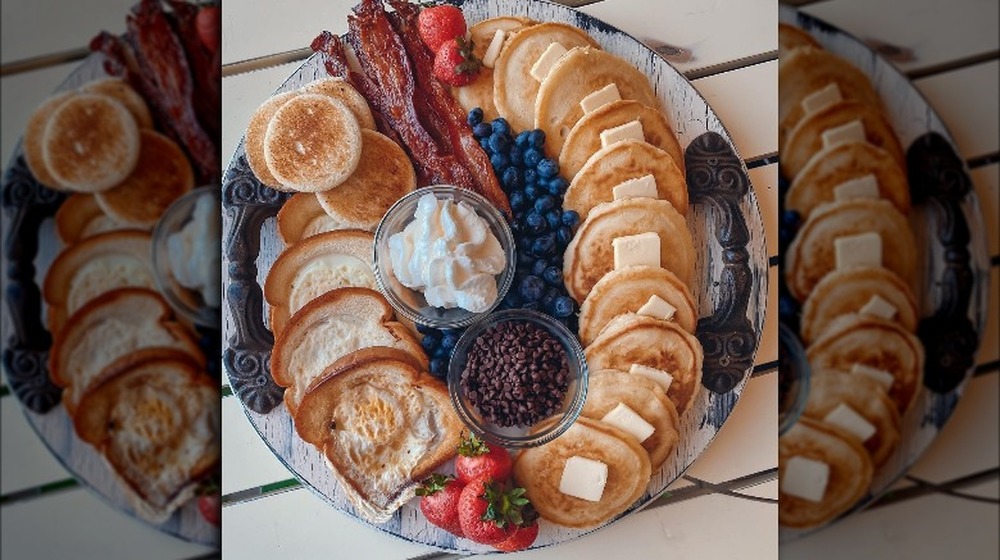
778;5;991;541
0;53;221;547
222;0;768;553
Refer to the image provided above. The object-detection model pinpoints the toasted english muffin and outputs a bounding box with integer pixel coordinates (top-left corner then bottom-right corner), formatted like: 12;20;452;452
452;16;535;123
245;91;297;189
264;229;376;336
294;347;461;524
42;93;140;192
578;265;698;347
301;77;376;130
73;348;218;524
560;99;684;180
778;23;821;57
94;130;195;228
562;139;688;221
276;193;343;246
564;198;695;302
779;417;873;529
585;313;703;416
536;47;660;158
54;194;124;245
513;416;651;529
492;22;600;133
315;130;416;231
24;91;74;190
80;77;154;129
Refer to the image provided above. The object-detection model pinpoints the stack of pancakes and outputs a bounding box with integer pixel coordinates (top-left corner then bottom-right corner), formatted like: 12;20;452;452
778;24;925;529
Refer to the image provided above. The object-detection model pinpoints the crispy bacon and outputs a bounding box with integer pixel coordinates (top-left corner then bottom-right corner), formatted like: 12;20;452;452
166;0;221;143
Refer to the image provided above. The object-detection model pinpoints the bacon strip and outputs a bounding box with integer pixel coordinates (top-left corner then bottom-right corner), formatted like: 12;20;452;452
167;0;221;144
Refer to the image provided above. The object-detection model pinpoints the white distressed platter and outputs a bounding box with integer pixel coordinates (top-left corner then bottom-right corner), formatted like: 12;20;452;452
222;0;768;553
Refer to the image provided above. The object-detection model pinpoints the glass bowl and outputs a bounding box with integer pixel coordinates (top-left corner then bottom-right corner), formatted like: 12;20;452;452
778;322;811;435
151;185;221;328
372;185;515;330
447;309;588;449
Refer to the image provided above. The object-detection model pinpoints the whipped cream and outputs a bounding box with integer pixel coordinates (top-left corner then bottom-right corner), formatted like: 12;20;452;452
167;193;221;308
388;193;505;313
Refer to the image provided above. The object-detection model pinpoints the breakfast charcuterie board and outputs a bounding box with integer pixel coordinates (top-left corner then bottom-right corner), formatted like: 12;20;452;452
222;0;767;552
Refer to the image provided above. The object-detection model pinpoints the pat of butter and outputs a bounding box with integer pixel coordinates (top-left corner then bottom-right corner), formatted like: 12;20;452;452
636;294;676;321
482;29;506;68
580;83;622;114
851;363;895;390
859;294;897;320
822;119;866;150
833;174;880;201
530;42;568;82
612;175;658;201
601;402;655;442
834;232;882;270
600;120;644;149
801;83;843;115
782;456;830;503
613;232;660;269
823;403;877;442
629;363;674;393
559;456;608;502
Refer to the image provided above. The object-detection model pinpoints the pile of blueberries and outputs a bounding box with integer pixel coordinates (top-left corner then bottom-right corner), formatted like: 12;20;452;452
421;108;582;378
777;174;802;333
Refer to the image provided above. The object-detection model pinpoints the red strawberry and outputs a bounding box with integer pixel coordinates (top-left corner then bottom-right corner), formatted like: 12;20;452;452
493;521;539;552
198;494;220;526
455;433;512;484
415;473;465;536
418;5;468;53
433;37;482;87
457;478;532;544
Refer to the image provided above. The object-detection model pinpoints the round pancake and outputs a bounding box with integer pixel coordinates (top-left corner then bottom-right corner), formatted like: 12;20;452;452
276;193;342;246
581;369;680;471
492;22;600;133
579;265;698;347
563;139;687;221
42;93;140;192
264;93;362;192
564;198;695;302
585;313;703;416
560;99;684;180
784;198;917;302
80;77;154;129
779;417;873;529
778;23;821;58
315;130;416;231
787;141;910;219
245;91;297;189
800;266;918;345
778;47;881;154
452;16;535;124
513;416;651;529
94;130;194;229
807;314;924;414
783;100;906;181
24;91;74;190
803;368;901;468
55;194;123;245
302;77;376;130
536;47;660;158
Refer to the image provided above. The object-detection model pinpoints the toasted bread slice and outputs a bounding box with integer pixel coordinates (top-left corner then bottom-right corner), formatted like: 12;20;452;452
270;287;426;414
301;77;376;130
24;91;74;190
80;77;154;129
264;229;376;336
294;347;460;523
245;91;297;189
74;348;218;524
54;194;124;245
452;16;535;124
276;193;343;246
779;23;821;57
49;287;204;416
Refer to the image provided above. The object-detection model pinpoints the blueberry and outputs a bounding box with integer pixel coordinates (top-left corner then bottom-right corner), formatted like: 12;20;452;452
528;129;545;148
779;293;799;319
552;295;575;318
501;167;520;190
534;195;555;213
540;287;560;310
441;333;459;350
537;158;559;178
509;190;526;210
546;177;568;195
525;211;546;233
780;209;801;230
556;226;573;247
420;332;441;352
473;122;492;139
516;250;535;267
524;148;543;168
523;168;538;185
524;184;540;199
433;344;451;359
508;146;523;166
778;174;791;195
521;301;540;311
531;258;548;276
468;107;484;126
531;233;556;256
545;210;562;229
519;275;545;302
503;290;522;309
416;323;436;335
515;130;531;147
561;209;580;227
488;133;510;153
517;235;533;251
491;117;510;136
490;153;510;172
542;265;562;285
429;358;448;377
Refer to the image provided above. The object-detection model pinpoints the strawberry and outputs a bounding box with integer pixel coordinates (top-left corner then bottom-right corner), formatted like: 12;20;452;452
433;37;482;87
418;5;468;53
197;494;220;526
415;473;465;537
457;478;532;545
493;521;539;552
455;433;512;484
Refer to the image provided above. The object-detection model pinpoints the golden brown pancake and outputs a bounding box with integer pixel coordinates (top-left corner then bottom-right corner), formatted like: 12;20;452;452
314;130;416;231
560;99;684;180
778;23;821;57
80;78;154;129
562;139;688;220
452;16;535;124
54;194;123;245
513;416;651;528
245;91;297;189
24;91;74;190
302;77;376;130
94;130;195;229
42;93;140;192
276;193;342;246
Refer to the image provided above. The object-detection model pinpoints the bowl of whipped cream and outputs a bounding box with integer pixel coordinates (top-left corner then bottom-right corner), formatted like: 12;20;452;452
373;185;515;329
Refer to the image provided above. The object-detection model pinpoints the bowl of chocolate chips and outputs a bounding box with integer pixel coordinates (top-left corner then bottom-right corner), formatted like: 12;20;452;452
447;308;588;448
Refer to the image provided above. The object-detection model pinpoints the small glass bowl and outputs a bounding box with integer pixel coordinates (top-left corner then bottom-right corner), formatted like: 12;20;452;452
372;185;515;330
151;185;221;328
447;309;588;449
778;323;811;435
